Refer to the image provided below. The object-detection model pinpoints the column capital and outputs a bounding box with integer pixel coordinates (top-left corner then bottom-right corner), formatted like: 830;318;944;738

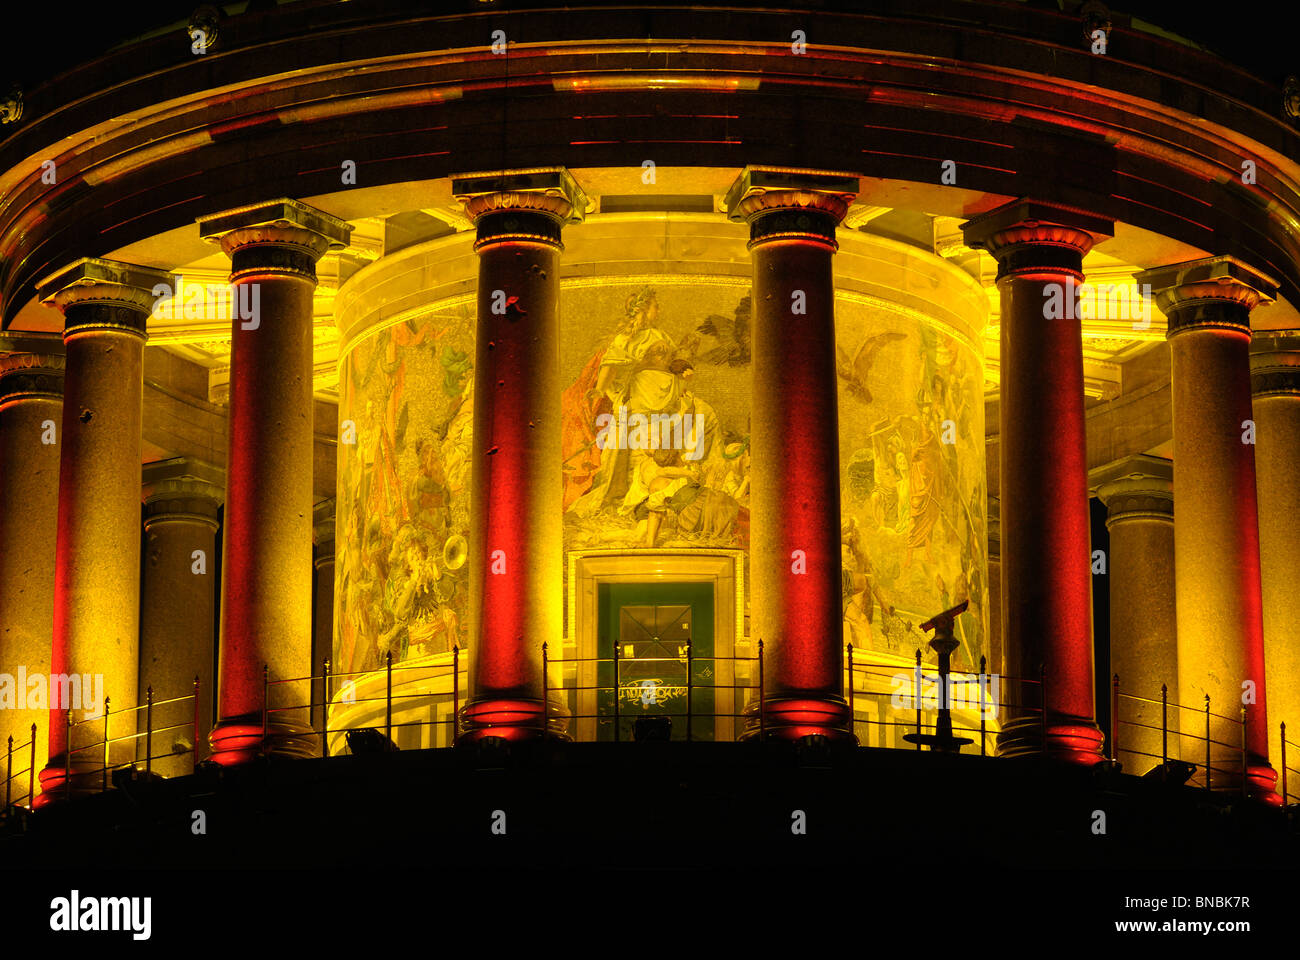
961;199;1112;281
724;166;858;250
452;167;588;249
1092;455;1174;524
142;457;224;529
1250;333;1300;397
1136;256;1278;337
0;332;65;405
198;198;352;281
37;258;176;339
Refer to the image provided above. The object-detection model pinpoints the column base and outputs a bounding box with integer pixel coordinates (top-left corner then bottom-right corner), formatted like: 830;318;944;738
995;715;1106;765
34;759;105;807
740;696;857;743
207;715;319;765
458;697;553;743
1200;762;1284;806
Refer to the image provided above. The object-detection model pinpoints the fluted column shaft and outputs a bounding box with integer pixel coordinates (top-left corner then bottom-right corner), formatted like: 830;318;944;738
199;199;351;764
35;259;173;800
726;167;858;741
963;200;1110;764
1138;256;1278;803
452;169;584;742
0;335;64;784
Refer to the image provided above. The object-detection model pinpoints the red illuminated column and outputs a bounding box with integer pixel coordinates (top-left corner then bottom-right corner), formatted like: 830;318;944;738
1137;257;1278;802
35;259;175;800
198;200;352;764
725;167;858;741
962;200;1111;764
0;334;64;786
451;169;586;742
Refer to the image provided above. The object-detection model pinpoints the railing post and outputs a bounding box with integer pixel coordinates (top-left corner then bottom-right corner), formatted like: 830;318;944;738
1279;723;1289;806
846;643;855;742
145;686;154;776
64;709;72;801
262;664;270;756
1204;694;1212;792
1239;705;1248;799
385;650;393;745
914;649;923;750
979;655;987;757
541;642;549;741
5;735;12;809
321;659;331;759
685;640;693;742
101;696;111;792
28;723;36;806
1161;683;1169;766
1039;664;1048;752
192;676;201;769
1110;674;1119;762
757;639;765;741
612;636;621;743
452;645;460;746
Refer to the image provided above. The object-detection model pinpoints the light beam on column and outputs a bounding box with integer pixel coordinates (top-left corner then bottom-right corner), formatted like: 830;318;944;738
725;166;858;742
198;199;351;764
451;167;586;743
962;200;1111;765
0;334;64;784
35;258;175;800
1137;256;1280;803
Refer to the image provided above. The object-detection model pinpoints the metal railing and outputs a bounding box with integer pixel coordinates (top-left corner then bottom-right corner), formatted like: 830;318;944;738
50;682;202;800
10;647;1300;810
265;648;465;756
2;723;37;814
845;647;1016;755
1111;676;1300;804
539;639;763;741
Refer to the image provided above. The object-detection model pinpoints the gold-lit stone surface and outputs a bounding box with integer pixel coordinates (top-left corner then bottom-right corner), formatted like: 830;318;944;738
138;457;222;777
1095;456;1176;773
1141;257;1279;795
0;333;64;786
36;261;173;794
1250;335;1300;774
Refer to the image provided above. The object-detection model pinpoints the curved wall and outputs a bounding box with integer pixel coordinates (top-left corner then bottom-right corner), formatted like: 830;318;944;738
333;213;987;681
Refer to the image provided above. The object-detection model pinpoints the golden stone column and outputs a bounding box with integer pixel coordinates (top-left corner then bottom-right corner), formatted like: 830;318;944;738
1137;256;1278;802
1249;334;1300;780
35;259;174;800
198;199;351;763
312;498;335;734
1094;456;1176;773
139;458;223;777
962;200;1111;764
0;333;64;784
451;168;585;741
725;167;858;740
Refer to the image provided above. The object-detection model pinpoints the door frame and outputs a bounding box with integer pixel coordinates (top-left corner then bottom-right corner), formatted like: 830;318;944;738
568;550;743;742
